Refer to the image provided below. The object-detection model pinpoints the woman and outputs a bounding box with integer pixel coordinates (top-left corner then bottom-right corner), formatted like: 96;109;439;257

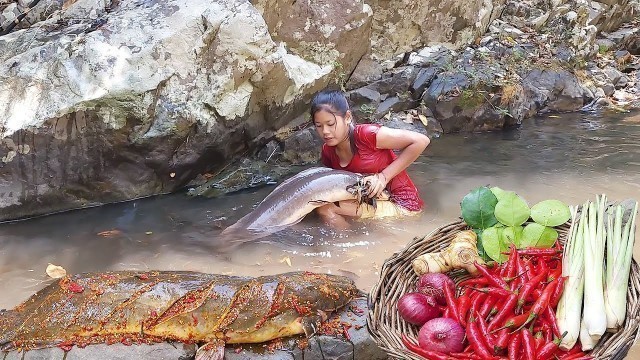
311;89;430;229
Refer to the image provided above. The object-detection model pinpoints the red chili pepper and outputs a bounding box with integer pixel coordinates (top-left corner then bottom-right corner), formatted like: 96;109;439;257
450;353;482;360
519;278;559;329
488;292;518;330
521;328;536;360
444;281;462;325
507;331;521;360
543;306;561;338
516;271;547;312
547;267;562;282
479;296;499;319
469;293;487;322
401;334;453;360
537;340;560;359
494;328;509;354
475;262;509;290
476;311;495;352
495;312;529;331
549;276;567;308
459;277;490;287
534;331;544;350
466;315;496;360
516;248;562;256
506;245;518;277
467;286;511;297
457;294;472;326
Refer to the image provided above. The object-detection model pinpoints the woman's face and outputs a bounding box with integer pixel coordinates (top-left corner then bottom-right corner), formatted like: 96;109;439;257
313;109;351;147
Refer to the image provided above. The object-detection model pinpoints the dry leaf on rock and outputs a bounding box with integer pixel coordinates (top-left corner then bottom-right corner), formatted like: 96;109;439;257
403;113;414;124
46;264;67;279
418;114;429;126
280;256;292;267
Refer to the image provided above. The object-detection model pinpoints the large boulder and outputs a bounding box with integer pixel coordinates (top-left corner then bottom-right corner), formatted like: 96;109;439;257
0;0;372;221
367;0;508;60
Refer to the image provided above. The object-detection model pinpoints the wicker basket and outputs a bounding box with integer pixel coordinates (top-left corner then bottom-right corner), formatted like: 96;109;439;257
367;219;640;359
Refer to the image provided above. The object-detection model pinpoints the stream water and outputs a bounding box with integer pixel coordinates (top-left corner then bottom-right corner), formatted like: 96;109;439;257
1;110;639;312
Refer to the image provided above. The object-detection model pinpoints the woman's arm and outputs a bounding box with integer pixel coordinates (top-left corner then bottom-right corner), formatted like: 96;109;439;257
364;126;430;198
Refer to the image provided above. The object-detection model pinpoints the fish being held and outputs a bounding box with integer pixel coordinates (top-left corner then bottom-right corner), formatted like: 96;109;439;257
0;271;358;360
222;167;386;241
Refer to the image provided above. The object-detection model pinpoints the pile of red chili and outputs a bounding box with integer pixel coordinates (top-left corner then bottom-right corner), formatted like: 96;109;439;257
401;245;594;360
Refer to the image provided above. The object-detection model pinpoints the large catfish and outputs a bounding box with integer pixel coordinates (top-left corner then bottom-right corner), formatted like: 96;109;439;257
221;167;385;242
0;271;358;360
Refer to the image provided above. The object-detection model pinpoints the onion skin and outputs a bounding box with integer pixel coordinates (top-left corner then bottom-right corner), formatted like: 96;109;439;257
397;293;442;326
418;317;465;353
417;273;455;306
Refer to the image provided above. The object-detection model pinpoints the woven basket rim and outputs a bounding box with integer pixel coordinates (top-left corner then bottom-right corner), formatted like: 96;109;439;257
366;219;640;360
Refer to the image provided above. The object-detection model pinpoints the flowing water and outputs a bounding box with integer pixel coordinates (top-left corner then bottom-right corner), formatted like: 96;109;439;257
1;110;640;312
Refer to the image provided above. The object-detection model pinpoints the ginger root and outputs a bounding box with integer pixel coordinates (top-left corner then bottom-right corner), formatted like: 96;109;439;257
412;230;484;276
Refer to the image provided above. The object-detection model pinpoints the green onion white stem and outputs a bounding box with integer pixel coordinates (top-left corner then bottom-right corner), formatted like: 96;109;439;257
582;195;607;339
579;319;598;351
557;204;586;350
604;201;638;330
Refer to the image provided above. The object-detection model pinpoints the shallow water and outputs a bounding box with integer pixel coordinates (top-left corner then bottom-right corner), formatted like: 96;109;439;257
1;110;640;310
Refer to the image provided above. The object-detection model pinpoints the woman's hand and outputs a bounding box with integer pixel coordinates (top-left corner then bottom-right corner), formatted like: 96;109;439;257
363;173;388;199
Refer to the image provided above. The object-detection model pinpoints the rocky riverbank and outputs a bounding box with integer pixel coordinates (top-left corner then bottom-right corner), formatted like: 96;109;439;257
0;0;638;217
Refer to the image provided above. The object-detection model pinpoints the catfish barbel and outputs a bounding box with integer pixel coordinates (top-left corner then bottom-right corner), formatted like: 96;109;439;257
222;167;383;241
0;271;357;359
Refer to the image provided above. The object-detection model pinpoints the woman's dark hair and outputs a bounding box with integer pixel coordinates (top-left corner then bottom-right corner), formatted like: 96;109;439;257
310;89;357;155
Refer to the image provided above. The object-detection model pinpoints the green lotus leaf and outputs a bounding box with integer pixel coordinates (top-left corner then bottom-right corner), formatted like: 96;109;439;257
521;223;559;248
461;187;499;229
495;192;530;226
490;186;510;202
481;227;509;263
530;199;571;227
502;226;524;248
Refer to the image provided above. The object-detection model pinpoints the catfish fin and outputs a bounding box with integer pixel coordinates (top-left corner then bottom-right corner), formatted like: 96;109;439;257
301;315;322;337
195;339;225;360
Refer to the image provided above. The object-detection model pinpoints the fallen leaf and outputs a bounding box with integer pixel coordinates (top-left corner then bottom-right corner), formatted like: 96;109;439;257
280;256;292;267
46;263;67;279
97;229;122;237
418;114;429;126
548;115;560;118
145;231;153;235
170;172;176;178
384;112;391;120
403;113;414;124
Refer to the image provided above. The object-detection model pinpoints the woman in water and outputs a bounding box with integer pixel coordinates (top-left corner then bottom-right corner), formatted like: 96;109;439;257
311;89;430;229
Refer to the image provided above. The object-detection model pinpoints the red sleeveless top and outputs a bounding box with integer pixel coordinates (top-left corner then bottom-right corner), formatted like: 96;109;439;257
320;124;424;211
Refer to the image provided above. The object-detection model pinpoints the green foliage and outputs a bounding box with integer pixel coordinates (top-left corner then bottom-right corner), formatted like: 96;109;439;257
461;187;499;229
461;186;570;263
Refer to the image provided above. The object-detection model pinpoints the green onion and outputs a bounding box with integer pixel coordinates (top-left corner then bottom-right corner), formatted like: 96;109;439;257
582;195;607;340
557;204;586;350
604;201;638;330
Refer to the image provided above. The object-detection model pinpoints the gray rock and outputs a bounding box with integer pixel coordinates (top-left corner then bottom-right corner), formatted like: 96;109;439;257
615;75;630;89
602;83;616;96
410;67;438;99
521;68;586;113
281;128;323;165
345;58;384;91
365;66;420;98
3;343;196;360
374;96;418;119
348;87;382;120
603;67;624;84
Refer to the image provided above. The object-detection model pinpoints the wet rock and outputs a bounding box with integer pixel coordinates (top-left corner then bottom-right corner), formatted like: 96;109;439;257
410;67;439;99
348;87;382;120
345;58;384;91
406;45;454;68
602;83;616;96
365;66;420;97
0;0;373;221
374;96;418;119
521;68;586;113
281;128;323;165
2;343;196;360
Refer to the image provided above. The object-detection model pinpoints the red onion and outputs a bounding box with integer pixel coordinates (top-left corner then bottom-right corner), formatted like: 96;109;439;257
418;317;465;353
397;292;441;326
417;273;455;306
